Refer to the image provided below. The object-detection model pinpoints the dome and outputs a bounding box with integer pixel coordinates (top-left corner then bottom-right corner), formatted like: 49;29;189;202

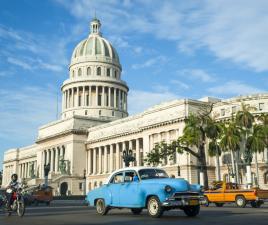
71;18;120;67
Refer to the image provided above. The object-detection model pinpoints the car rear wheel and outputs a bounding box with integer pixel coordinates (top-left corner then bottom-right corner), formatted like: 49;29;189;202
183;205;200;217
235;196;246;208
96;199;109;216
131;208;143;215
250;201;262;208
147;196;163;218
215;203;224;207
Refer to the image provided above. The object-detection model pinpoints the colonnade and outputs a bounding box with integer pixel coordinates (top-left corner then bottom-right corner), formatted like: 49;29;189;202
62;85;127;111
42;145;66;176
19;161;37;178
87;138;143;175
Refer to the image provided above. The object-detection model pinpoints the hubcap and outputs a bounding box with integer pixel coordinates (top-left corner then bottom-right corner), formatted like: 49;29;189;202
149;199;158;215
96;200;104;213
237;198;243;206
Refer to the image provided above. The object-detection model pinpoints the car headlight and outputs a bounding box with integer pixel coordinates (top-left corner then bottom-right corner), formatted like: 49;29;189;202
164;185;172;193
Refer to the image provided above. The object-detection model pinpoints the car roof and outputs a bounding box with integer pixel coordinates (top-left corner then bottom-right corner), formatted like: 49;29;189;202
104;166;164;184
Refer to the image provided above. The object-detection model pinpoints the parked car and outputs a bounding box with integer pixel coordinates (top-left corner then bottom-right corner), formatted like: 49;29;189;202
32;185;53;206
86;167;204;218
204;181;268;208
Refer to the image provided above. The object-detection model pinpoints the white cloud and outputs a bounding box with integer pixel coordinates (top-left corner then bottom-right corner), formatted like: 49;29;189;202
128;89;179;115
132;56;168;69
178;69;215;82
57;0;268;72
208;80;264;96
0;85;59;145
170;80;190;90
7;57;32;70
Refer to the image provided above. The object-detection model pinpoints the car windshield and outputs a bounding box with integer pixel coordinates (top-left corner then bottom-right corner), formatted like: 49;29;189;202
138;169;169;180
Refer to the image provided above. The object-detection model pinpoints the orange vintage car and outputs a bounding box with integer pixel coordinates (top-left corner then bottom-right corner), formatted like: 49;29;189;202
204;181;268;208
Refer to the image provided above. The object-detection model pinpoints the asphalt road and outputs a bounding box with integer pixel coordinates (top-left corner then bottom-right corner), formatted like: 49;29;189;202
1;202;268;225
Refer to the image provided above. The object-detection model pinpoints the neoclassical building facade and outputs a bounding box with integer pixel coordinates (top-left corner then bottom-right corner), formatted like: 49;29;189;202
2;18;268;194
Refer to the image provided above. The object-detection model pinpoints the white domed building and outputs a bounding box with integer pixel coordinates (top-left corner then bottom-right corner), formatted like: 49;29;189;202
2;18;268;194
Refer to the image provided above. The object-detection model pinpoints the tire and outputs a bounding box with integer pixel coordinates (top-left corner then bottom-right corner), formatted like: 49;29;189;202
250;201;262;208
183;205;200;217
17;200;25;217
95;199;109;216
203;196;210;207
215;203;224;207
235;196;246;208
147;196;163;218
131;208;143;215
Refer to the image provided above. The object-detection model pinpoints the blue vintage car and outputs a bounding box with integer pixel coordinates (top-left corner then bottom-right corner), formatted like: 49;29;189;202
86;167;204;218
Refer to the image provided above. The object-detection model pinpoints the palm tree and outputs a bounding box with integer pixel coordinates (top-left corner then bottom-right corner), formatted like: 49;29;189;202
246;124;266;186
206;121;222;181
236;103;255;184
220;121;241;183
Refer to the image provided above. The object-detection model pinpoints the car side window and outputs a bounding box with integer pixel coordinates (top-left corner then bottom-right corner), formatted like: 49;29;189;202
124;171;138;183
110;172;124;184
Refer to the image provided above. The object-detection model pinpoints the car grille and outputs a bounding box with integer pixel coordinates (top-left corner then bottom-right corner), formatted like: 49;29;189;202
173;192;200;198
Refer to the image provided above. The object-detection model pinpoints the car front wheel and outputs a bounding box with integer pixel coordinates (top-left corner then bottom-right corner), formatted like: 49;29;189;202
183;205;200;217
147;196;163;218
96;199;109;215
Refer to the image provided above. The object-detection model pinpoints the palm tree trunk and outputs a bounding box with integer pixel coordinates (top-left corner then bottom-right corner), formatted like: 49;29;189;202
230;150;236;183
235;151;240;184
255;153;259;187
215;150;221;181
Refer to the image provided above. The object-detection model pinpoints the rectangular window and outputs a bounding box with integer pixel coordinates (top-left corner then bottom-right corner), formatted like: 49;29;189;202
259;103;264;111
98;94;102;106
221;108;225;116
232;106;237;114
86;95;89;106
79;182;83;190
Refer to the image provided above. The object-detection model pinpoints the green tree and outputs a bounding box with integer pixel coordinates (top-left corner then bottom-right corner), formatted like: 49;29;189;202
219;120;241;183
146;107;217;189
207;121;222;181
246;124;266;186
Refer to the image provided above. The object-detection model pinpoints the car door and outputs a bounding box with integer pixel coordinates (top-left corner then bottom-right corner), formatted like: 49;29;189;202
119;171;140;207
106;172;124;206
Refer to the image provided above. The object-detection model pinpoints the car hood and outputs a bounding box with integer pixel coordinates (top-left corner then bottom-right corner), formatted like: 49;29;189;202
140;178;195;192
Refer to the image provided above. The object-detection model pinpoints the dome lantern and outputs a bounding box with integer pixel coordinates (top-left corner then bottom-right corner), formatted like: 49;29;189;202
90;17;101;36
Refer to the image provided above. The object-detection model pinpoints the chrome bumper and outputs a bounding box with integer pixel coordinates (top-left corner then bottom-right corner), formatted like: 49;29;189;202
162;195;205;207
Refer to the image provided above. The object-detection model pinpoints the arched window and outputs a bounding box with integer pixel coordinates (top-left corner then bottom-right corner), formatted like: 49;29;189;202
264;171;268;184
97;67;101;76
107;68;110;77
87;67;91;75
78;68;82;76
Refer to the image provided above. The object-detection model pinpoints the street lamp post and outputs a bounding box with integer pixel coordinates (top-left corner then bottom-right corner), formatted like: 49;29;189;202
122;149;136;167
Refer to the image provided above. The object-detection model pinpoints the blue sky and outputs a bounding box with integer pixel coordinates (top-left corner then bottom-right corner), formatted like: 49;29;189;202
0;0;267;168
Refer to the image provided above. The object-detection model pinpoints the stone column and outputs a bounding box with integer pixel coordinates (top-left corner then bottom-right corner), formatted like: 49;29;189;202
88;149;92;174
55;148;59;172
96;86;99;106
109;144;114;172
98;147;102;174
82;86;85;106
77;87;80;107
93;148;97;174
102;86;105;107
104;146;108;173
125;92;128;112
108;87;111;107
114;88;117;108
116;143;120;170
89;86;92;106
136;139;140;166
